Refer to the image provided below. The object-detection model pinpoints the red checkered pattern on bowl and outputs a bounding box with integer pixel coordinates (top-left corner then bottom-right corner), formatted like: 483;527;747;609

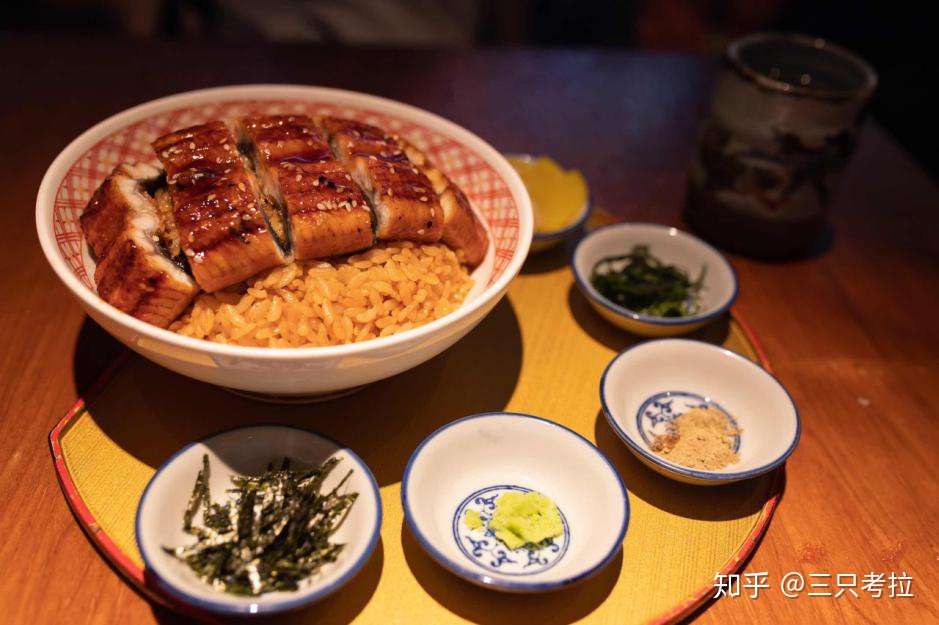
54;100;520;289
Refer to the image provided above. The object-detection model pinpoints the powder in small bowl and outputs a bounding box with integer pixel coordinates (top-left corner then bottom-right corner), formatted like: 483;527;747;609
651;406;740;470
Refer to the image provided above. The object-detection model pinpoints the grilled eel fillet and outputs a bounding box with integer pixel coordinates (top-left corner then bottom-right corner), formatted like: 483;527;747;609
398;140;489;267
320;117;444;243
152;121;287;292
79;163;198;328
237;114;373;260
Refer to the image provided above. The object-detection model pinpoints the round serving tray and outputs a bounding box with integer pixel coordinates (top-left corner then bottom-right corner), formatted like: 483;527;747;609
51;249;783;624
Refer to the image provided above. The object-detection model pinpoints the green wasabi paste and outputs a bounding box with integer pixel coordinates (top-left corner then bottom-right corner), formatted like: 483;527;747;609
488;491;563;550
463;508;484;531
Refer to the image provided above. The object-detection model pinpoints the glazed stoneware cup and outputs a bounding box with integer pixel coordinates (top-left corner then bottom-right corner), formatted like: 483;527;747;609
686;32;878;258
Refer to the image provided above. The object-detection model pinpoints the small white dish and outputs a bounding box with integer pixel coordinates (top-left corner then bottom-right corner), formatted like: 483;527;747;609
600;339;800;485
402;412;629;592
136;425;381;615
572;223;737;336
506;153;591;253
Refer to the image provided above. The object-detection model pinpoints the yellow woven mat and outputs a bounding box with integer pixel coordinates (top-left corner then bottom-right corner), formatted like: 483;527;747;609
59;252;777;624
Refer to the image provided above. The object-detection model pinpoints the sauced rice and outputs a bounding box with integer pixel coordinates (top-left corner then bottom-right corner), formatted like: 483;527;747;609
170;242;473;347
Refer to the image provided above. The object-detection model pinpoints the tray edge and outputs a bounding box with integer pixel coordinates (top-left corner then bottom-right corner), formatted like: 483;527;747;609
50;309;785;625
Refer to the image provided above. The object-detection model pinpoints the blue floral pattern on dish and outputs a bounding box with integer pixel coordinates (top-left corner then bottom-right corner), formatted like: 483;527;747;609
636;391;741;452
452;485;569;575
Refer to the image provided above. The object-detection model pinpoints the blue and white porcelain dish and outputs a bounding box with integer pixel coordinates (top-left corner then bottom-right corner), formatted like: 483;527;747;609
600;339;800;485
402;412;629;592
135;425;382;615
636;391;741;452
452;484;571;576
572;223;738;337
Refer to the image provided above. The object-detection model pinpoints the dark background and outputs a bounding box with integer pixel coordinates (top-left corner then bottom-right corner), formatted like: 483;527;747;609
2;0;933;175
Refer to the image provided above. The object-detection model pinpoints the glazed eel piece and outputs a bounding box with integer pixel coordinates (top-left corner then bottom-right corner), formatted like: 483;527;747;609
152;121;287;292
79;163;198;328
397;139;489;267
236;114;374;260
320;117;444;243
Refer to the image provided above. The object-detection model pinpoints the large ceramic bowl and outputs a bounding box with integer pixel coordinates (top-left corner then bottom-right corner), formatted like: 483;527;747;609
36;85;533;398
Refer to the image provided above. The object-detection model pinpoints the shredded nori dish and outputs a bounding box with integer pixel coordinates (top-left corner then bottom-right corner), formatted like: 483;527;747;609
164;454;357;596
590;244;706;317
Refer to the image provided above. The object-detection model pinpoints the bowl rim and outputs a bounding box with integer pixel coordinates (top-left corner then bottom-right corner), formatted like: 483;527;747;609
36;84;533;361
599;338;801;482
134;423;382;615
504;153;591;242
400;411;630;591
571;222;738;326
727;32;878;101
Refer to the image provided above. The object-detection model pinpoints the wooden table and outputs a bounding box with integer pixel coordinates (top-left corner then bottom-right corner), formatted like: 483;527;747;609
1;37;936;624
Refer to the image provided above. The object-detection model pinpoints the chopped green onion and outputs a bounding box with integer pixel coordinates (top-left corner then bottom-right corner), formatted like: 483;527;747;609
590;244;705;317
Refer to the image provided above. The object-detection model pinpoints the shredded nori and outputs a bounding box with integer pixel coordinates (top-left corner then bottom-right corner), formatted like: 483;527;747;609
590;244;706;317
164;454;357;596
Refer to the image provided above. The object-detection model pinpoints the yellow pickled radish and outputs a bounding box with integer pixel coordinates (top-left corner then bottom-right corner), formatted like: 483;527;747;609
507;155;587;235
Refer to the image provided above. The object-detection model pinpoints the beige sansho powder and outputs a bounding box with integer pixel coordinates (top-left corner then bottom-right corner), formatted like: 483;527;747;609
651;406;740;470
